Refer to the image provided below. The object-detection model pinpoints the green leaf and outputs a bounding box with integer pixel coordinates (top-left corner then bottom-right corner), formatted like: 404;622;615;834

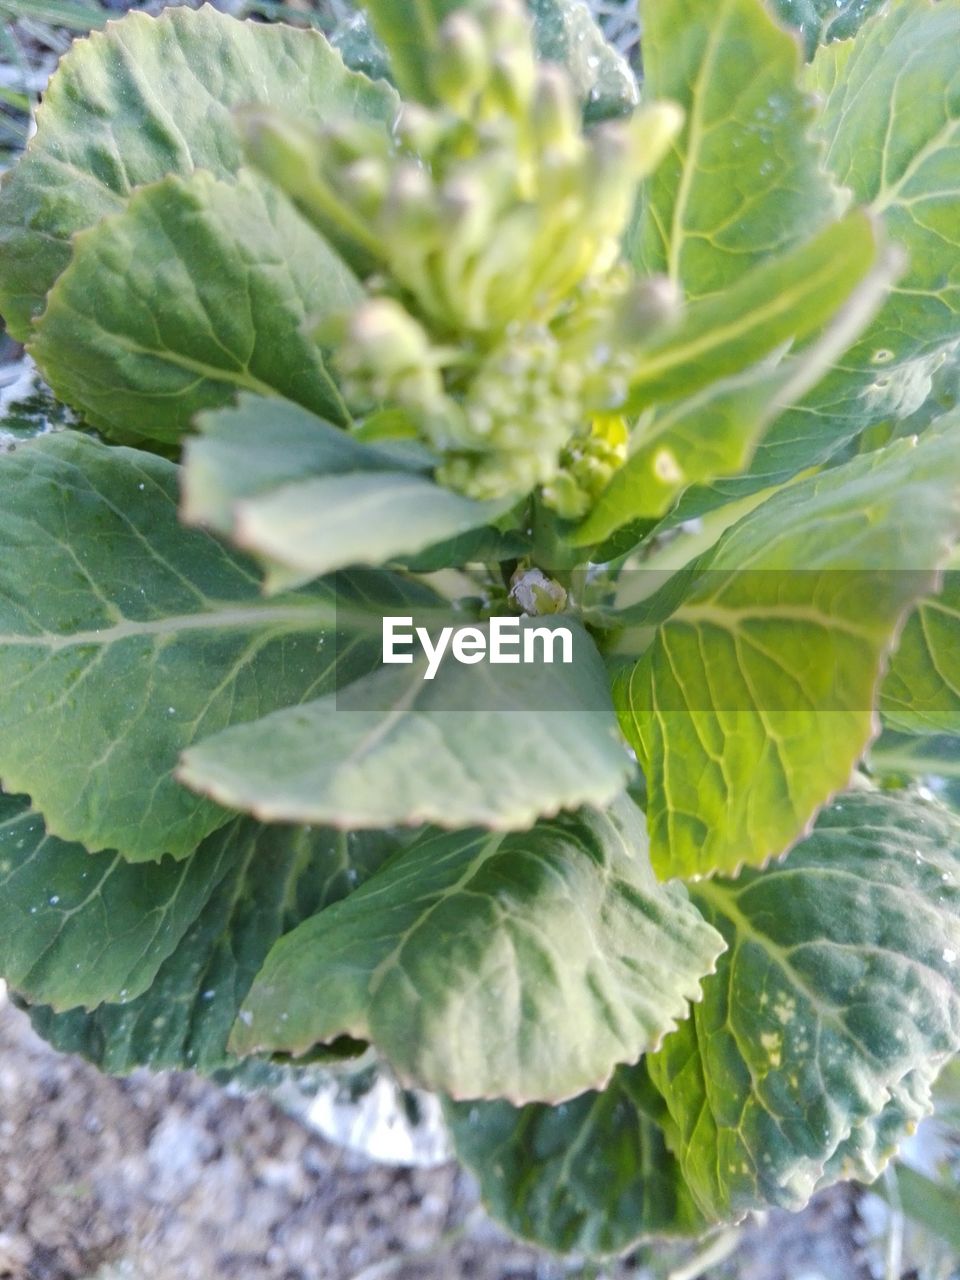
29;171;359;446
626;214;886;410
0;3;397;339
750;0;960;486
872;1163;960;1252
870;729;960;785
231;797;725;1103
240;473;508;591
445;1064;706;1256
577;212;894;543
633;0;840;298
0;0;107;27
356;0;447;98
0;791;232;1009
183;396;522;578
868;729;960;828
615;431;960;879
881;572;960;735
180;618;632;832
527;0;638;121
182;394;424;539
647;789;960;1221
0;430;377;860
24;821;399;1074
769;0;885;58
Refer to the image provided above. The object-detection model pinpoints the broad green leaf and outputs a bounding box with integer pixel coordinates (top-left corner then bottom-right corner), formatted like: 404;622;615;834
748;0;960;486
180;618;632;832
359;0;462;101
633;0;840;298
527;0;638;120
577;213;894;543
182;395;424;539
881;573;960;736
872;1163;960;1253
770;0;885;58
0;430;380;860
183;395;522;578
232;798;725;1103
868;729;960;833
445;1064;706;1256
0;4;397;338
647;790;960;1221
24;822;399;1074
330;10;392;84
0;792;232;1009
29;171;359;446
234;472;508;591
0;0;107;31
870;730;960;793
615;431;960;879
626;214;885;410
816;0;960;350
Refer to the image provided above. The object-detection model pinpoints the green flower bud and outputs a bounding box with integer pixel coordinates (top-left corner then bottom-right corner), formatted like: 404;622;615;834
431;12;489;109
336;298;449;414
541;471;590;520
542;415;629;518
438;174;496;255
531;65;580;154
385;162;437;232
487;47;537;117
321;118;391;166
614;276;682;345
485;0;530;49
394;103;447;158
338;158;389;215
343;298;433;375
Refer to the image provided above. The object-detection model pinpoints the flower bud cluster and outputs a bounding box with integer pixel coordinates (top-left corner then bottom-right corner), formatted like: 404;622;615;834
542;415;630;520
242;0;683;512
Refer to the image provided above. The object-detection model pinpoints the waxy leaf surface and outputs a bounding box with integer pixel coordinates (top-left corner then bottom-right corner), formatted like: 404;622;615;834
634;0;839;298
30;172;360;445
0;4;396;337
648;790;960;1220
0;792;233;1009
445;1064;705;1256
232;798;724;1103
24;821;399;1074
771;0;885;57
0;431;376;860
234;472;505;591
182;395;424;539
180;618;631;832
616;431;960;879
881;572;960;735
746;0;960;486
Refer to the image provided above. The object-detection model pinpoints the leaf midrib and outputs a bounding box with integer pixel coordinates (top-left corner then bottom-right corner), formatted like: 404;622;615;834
0;602;336;651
